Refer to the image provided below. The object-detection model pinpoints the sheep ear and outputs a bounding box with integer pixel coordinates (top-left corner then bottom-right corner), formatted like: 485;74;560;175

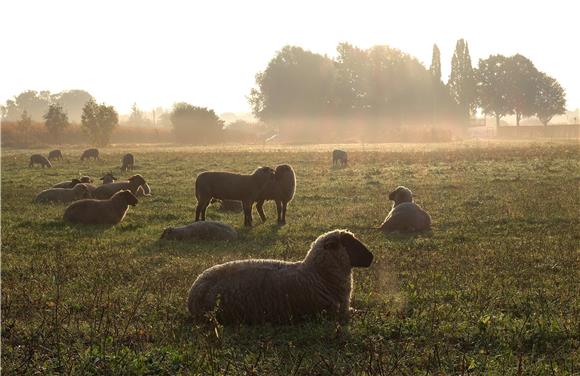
341;233;374;267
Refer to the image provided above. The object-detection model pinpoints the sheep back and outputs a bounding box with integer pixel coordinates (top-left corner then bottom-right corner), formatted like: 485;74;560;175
29;154;52;168
161;221;238;241
380;202;431;233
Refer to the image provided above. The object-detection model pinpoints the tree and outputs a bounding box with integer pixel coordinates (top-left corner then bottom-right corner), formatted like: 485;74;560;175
534;72;566;126
81;100;119;146
12;90;52;121
430;44;442;82
44;103;69;143
170;103;224;144
18;110;32;144
54;90;94;123
448;39;476;123
127;103;152;127
475;55;513;127
249;46;336;121
505;54;540;126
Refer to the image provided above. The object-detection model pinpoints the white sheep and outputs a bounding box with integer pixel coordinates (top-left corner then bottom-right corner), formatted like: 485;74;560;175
161;221;238;241
35;184;90;203
187;229;373;324
379;186;431;233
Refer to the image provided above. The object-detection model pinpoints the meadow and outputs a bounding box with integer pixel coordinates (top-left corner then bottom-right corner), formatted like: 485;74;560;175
1;141;579;375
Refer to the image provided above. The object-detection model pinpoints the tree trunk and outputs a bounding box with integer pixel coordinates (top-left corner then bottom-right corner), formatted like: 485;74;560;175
495;114;500;128
516;111;521;126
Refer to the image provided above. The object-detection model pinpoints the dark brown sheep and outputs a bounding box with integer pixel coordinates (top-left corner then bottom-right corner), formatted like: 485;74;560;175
48;149;63;160
195;167;275;227
52;178;82;189
29;154;52;168
256;164;296;225
332;149;348;167
121;153;134;171
80;148;99;161
91;174;146;199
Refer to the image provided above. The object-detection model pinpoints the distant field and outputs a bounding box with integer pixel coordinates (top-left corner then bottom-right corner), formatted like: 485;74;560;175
2;141;579;374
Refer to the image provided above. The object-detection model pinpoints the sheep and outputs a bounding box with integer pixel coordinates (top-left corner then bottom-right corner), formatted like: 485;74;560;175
256;164;296;225
52;178;82;189
379;186;431;233
187;229;373;325
80;176;94;183
35;184;90;203
91;174;146;199
29;154;52;168
332;149;348;167
63;190;138;225
99;171;149;197
48;149;63;160
80;148;99;161
99;172;117;184
160;221;238;241
195;167;276;227
121;153;134;171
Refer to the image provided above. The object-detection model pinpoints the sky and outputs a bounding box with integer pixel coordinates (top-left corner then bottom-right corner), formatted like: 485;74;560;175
1;0;579;115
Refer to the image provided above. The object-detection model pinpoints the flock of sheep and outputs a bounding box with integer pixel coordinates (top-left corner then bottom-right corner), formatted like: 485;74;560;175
29;148;432;325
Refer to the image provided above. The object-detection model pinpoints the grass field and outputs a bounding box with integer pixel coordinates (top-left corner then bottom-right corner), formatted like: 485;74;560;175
1;141;579;375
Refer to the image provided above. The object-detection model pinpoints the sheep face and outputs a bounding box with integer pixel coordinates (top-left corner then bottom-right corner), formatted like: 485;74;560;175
319;230;374;268
389;186;413;205
128;174;146;186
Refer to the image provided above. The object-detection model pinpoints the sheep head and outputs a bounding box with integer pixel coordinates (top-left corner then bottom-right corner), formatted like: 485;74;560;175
115;190;138;206
129;174;146;186
307;230;374;269
389;186;413;206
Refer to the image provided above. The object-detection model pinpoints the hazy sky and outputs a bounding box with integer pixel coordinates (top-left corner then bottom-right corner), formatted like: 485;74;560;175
1;0;579;114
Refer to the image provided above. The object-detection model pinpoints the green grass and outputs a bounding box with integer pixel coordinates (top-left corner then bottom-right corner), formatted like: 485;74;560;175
2;141;579;375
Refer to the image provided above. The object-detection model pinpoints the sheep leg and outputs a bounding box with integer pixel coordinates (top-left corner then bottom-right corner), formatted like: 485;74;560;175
275;201;283;224
256;200;267;222
280;201;288;225
242;201;253;227
196;199;210;221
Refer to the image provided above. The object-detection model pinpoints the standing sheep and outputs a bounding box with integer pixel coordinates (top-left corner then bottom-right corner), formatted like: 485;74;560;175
332;149;348;167
35;184;90;203
160;221;238;241
52;178;82;189
29;154;52;168
379;186;431;233
121;153;134;171
91;174;146;199
80;148;99;161
63;190;138;225
195;167;275;227
187;229;374;325
255;164;296;225
48;149;63;161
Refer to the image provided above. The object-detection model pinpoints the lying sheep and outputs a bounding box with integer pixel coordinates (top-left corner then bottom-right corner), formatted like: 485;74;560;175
256;164;296;225
187;229;373;324
63;190;138;225
80;176;93;183
91;174;146;199
48;149;63;160
52;178;82;189
100;172;117;184
332;149;348;167
121;153;134;171
379;186;431;233
35;184;90;203
99;171;149;197
29;154;52;168
195;167;275;227
161;221;238;241
80;148;99;161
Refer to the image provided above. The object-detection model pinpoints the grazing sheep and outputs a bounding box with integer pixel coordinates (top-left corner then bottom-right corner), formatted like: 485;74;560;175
80;176;94;183
63;190;138;225
29;154;52;168
187;229;373;325
80;148;99;161
195;167;276;227
256;164;296;225
161;221;238;241
52;178;82;189
332;149;348;167
35;184;90;203
379;186;431;233
99;172;117;184
121;153;134;171
48;149;63;160
79;183;97;196
91;174;146;199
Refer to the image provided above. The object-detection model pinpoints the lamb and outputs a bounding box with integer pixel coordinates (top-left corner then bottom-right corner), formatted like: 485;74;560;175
35;184;90;203
160;221;238;241
29;154;52;168
48;149;63;160
121;153;134;171
91;174;146;199
256;164;296;225
80;148;99;161
52;178;82;189
63;190;138;225
195;167;276;227
332;149;348;167
187;229;373;325
379;186;431;233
